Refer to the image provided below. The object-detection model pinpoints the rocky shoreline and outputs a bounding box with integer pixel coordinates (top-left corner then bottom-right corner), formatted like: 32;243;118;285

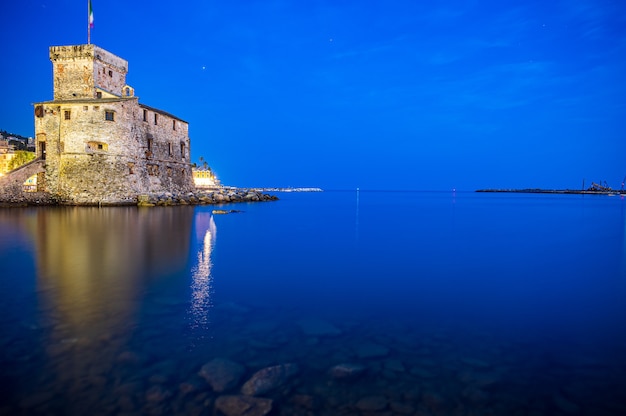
136;188;278;207
0;188;278;208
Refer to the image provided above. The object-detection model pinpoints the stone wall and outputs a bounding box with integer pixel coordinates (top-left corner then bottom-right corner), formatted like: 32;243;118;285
93;46;128;96
34;98;193;204
0;159;52;205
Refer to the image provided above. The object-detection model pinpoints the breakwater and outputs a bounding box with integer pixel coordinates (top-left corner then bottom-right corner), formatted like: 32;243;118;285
476;188;625;195
0;188;278;207
250;187;323;192
135;188;278;207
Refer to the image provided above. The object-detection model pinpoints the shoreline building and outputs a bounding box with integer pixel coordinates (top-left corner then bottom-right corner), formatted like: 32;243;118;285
0;140;17;176
32;44;194;204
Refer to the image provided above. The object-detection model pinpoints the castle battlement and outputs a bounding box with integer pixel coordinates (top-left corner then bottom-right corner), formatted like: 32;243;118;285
50;44;128;73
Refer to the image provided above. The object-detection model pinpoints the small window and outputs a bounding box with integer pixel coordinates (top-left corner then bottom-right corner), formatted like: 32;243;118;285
172;120;176;130
128;162;135;174
105;111;115;121
87;141;108;152
94;106;100;110
35;105;44;118
143;109;148;122
147;138;153;151
148;164;159;176
154;113;158;125
108;70;113;77
168;142;172;156
64;110;71;120
180;142;186;159
83;106;88;111
96;91;102;99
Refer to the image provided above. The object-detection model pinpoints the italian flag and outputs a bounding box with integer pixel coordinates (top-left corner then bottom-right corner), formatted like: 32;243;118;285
89;0;94;28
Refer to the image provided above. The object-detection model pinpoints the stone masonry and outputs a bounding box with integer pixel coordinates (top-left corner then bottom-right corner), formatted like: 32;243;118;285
31;44;194;205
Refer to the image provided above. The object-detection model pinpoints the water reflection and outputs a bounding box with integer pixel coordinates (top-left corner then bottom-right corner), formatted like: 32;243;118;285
1;207;194;392
33;206;193;335
189;211;216;335
622;200;626;279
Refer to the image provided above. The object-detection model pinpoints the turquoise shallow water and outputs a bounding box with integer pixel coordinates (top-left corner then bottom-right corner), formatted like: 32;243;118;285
0;191;625;415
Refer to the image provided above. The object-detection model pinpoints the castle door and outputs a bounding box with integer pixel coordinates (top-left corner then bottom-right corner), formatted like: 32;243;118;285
39;142;46;160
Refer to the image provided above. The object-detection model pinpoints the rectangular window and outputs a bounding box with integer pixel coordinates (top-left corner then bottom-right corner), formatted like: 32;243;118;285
105;111;115;121
96;92;102;99
108;70;113;77
87;141;108;152
143;109;148;122
154;113;158;125
64;110;71;120
180;142;186;159
168;142;172;156
172;120;176;130
148;164;159;176
147;138;153;151
83;106;88;111
94;106;100;110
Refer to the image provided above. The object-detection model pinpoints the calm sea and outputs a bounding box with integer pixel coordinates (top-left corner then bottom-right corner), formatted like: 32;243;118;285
0;191;624;415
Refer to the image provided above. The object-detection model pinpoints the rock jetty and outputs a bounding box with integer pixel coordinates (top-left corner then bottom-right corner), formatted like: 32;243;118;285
136;188;278;207
0;188;277;207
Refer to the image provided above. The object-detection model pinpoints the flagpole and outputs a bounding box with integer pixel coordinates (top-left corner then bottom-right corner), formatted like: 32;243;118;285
87;0;92;45
88;0;91;44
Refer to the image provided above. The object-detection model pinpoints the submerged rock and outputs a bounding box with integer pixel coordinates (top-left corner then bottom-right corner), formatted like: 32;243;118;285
214;395;273;416
241;363;299;396
145;385;171;403
199;358;246;392
329;363;367;380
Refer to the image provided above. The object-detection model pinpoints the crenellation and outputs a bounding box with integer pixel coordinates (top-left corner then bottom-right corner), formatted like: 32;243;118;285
30;44;195;204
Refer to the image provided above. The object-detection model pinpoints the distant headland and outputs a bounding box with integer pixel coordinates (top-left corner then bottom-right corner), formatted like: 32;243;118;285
477;180;625;196
476;188;625;196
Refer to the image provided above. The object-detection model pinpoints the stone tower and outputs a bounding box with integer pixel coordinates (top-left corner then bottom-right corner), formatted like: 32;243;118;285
50;44;130;100
34;44;194;205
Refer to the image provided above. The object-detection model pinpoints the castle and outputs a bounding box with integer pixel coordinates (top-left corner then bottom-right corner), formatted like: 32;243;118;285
30;44;195;204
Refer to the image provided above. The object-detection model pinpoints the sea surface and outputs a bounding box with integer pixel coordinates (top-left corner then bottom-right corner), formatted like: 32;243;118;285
0;191;625;415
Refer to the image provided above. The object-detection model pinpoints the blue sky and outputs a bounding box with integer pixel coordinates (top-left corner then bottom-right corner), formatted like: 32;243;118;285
1;0;625;190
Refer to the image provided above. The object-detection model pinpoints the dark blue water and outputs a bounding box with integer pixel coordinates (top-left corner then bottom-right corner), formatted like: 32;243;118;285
1;191;625;415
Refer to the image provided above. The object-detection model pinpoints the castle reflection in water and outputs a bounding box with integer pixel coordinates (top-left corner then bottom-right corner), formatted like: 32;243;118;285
0;205;216;357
